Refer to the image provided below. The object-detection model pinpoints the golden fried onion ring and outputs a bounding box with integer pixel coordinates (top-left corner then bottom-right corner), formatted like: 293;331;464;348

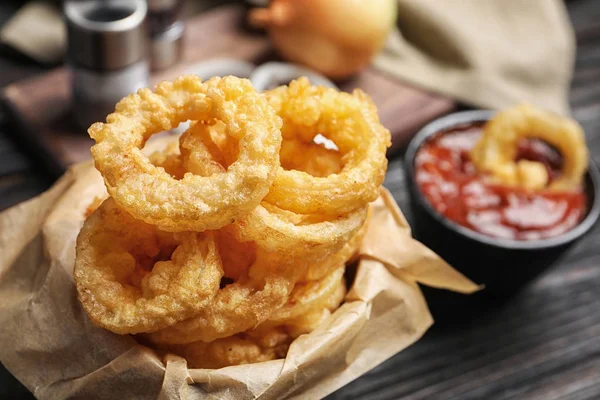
191;79;389;214
74;198;223;334
158;268;346;368
179;120;344;178
278;273;346;338
262;77;391;215
231;203;368;261
143;253;298;344
215;227;256;281
471;104;589;191
179;122;229;176
77;196;301;340
181;120;368;260
89;75;282;232
181;119;345;177
301;208;370;281
269;266;345;322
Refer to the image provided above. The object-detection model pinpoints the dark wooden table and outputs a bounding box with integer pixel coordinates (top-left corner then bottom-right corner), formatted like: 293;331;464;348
1;1;599;399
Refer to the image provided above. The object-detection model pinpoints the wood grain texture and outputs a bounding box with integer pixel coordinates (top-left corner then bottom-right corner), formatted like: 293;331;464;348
0;1;599;399
0;4;453;176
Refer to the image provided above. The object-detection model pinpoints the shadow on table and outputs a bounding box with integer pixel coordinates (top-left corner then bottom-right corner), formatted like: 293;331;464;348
1;363;33;400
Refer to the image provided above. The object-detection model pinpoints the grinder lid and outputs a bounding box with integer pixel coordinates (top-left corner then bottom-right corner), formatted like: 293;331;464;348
65;0;148;71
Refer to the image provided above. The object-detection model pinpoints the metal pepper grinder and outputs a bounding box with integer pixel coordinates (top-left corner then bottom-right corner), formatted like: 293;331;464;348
148;0;185;71
64;0;149;130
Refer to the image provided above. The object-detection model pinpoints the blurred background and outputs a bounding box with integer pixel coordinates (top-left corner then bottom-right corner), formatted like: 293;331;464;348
0;0;599;399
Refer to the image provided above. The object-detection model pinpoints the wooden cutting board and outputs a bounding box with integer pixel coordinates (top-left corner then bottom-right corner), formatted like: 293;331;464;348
1;4;454;178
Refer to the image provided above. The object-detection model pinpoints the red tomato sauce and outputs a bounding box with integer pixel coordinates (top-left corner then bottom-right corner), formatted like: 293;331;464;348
414;124;587;241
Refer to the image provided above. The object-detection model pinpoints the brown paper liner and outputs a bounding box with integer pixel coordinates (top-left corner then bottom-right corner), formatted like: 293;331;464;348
0;138;478;399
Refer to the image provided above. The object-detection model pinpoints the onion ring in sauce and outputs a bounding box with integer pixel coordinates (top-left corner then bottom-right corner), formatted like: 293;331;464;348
471;104;588;191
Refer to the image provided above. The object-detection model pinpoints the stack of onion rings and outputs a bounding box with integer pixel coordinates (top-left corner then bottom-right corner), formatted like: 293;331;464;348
75;75;390;369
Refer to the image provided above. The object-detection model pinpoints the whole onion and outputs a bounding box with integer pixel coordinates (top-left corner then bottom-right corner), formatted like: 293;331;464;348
249;0;397;80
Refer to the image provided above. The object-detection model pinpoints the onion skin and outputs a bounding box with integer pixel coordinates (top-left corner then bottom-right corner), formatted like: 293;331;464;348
250;0;397;79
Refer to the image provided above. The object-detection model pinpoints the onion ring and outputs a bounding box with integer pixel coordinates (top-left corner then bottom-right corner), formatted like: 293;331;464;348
149;148;306;341
301;208;370;281
278;274;346;337
230;203;368;261
471;104;589;191
179;122;229;176
143;211;352;344
181;120;368;260
262;77;391;214
199;120;343;177
153;134;358;281
74;198;223;334
143;252;298;344
189;78;389;214
89;75;282;232
269;266;345;322
78;198;300;339
157;269;346;368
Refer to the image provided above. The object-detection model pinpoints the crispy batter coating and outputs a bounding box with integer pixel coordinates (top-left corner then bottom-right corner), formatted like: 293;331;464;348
158;267;346;368
75;77;386;366
263;78;391;214
89;76;282;232
77;198;302;339
181;119;368;261
215;227;256;281
195;118;343;177
142;254;298;343
179;122;229;176
231;202;368;261
147;142;186;179
301;207;370;281
471;104;588;191
74;198;223;334
161;333;288;369
270;266;345;322
187;78;389;214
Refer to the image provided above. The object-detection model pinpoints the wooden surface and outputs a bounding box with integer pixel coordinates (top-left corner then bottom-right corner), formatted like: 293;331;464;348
0;5;453;177
1;1;600;399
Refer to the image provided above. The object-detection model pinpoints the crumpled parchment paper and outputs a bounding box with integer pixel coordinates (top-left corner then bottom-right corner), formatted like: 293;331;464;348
0;137;478;400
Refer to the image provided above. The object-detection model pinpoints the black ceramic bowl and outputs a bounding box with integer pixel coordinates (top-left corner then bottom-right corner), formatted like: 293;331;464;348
405;110;600;306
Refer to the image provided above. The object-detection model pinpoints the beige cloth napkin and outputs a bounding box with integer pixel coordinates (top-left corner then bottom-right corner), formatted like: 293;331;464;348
0;2;65;64
375;0;575;115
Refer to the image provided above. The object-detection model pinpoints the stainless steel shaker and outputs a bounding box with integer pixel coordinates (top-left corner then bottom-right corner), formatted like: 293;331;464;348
64;0;149;130
148;0;185;71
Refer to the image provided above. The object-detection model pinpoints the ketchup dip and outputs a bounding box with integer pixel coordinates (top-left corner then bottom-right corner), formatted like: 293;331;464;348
414;124;586;241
